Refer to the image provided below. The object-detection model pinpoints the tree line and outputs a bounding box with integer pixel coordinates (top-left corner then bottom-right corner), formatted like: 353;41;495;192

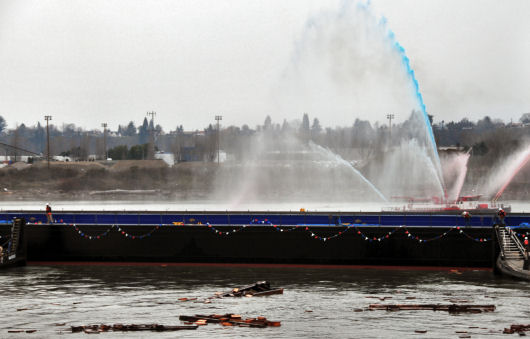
0;112;528;163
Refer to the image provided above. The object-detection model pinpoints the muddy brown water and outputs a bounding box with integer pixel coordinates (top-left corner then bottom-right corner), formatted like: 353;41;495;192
2;264;530;338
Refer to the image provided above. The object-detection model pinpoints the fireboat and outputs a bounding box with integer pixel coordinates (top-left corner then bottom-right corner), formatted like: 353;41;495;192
385;194;510;213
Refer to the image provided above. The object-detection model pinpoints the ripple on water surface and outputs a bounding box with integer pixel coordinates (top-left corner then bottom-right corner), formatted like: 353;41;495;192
1;264;529;338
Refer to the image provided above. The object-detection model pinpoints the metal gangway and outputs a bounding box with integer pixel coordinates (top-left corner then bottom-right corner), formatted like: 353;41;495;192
0;218;25;267
495;226;530;279
497;227;527;261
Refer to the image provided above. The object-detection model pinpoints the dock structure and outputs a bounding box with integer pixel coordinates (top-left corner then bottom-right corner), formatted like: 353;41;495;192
0;218;27;269
495;226;530;280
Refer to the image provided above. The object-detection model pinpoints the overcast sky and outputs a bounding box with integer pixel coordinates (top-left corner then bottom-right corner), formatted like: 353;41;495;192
0;0;528;131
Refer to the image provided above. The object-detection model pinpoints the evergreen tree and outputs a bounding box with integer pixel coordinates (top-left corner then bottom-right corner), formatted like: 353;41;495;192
300;113;310;142
125;121;137;136
108;145;129;160
138;118;149;144
0;116;6;134
311;118;322;134
263;115;272;130
281;119;290;133
301;113;310;132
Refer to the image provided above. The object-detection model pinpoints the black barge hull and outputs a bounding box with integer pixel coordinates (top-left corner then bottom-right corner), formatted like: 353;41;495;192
2;210;520;267
25;224;495;267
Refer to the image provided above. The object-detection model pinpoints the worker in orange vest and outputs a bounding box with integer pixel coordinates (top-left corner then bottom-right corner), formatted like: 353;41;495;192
46;203;53;224
497;209;506;226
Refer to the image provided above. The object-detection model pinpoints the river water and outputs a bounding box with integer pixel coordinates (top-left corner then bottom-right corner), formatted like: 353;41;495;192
2;264;530;338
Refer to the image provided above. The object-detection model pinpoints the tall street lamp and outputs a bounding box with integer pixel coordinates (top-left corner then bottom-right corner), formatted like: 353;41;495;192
147;111;156;159
215;115;222;164
44;115;52;168
386;114;395;139
101;123;108;160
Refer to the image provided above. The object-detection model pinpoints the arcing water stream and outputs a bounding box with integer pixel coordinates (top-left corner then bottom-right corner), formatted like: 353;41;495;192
309;142;387;202
493;145;530;201
360;1;446;196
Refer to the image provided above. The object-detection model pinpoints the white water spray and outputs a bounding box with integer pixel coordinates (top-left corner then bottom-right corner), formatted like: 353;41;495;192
309;142;387;202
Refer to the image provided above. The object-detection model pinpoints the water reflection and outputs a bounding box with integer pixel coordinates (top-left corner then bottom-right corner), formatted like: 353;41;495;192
1;264;530;338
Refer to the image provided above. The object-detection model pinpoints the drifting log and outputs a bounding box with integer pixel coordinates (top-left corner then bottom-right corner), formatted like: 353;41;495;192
71;324;197;333
369;304;495;313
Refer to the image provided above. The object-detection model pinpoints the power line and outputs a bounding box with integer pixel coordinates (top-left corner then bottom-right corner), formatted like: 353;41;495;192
0;141;40;156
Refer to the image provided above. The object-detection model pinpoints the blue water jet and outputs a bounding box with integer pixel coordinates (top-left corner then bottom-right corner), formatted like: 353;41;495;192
386;31;445;192
354;0;445;193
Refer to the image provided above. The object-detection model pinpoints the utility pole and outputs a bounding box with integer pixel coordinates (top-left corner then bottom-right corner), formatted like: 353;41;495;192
44;115;52;168
101;123;107;160
386;114;394;139
215;115;222;164
147;111;156;160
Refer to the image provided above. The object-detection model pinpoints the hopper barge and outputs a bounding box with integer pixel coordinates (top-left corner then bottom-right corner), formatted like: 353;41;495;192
2;209;528;268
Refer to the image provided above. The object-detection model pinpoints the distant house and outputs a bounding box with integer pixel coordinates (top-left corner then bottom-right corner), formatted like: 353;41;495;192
154;152;175;166
53;155;72;162
0;155;37;163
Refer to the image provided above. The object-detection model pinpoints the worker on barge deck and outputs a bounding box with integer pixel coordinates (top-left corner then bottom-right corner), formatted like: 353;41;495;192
497;208;506;227
46;203;53;224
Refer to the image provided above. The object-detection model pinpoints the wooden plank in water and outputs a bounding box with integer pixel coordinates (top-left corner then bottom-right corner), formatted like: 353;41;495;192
369;304;495;313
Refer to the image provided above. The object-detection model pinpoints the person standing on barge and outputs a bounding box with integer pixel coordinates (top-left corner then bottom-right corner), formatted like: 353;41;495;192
46;203;53;224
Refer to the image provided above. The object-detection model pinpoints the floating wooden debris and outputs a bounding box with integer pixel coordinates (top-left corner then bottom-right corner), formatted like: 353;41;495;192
70;324;198;333
503;324;530;334
7;329;36;333
369;304;495;313
213;281;283;298
179;313;281;328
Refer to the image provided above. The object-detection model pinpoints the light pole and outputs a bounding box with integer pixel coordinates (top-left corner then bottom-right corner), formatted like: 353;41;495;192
147;111;156;159
215;115;222;164
44;115;52;168
101;123;107;160
386;114;394;139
